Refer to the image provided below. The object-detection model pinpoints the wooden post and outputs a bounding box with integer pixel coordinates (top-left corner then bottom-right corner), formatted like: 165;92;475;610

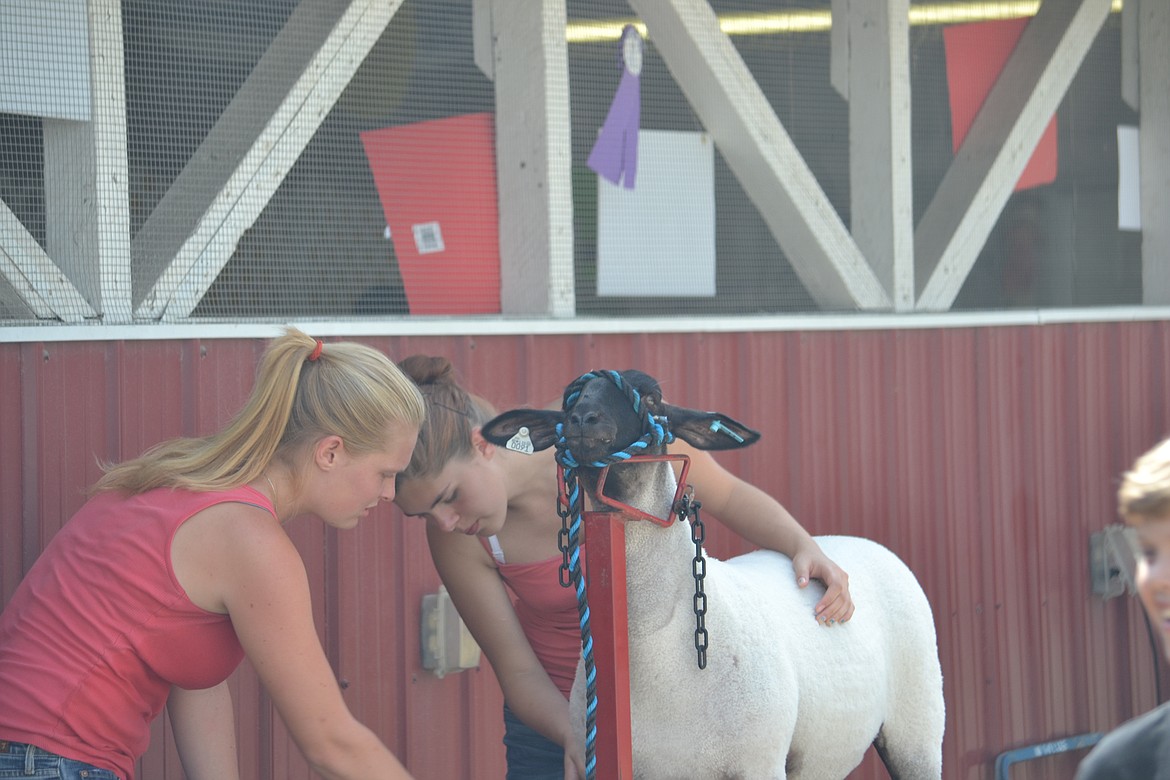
583;510;634;778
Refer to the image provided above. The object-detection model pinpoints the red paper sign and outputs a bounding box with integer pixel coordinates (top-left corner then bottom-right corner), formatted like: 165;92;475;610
360;113;501;314
943;18;1058;191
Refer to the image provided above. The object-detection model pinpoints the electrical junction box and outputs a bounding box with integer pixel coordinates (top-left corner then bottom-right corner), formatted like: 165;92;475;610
1089;524;1137;599
421;584;481;678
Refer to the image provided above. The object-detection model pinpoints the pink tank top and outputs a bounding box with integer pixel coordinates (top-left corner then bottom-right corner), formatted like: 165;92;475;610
0;485;265;780
482;536;584;698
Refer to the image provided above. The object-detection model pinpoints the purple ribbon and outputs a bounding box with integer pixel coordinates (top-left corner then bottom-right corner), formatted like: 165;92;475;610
587;25;642;189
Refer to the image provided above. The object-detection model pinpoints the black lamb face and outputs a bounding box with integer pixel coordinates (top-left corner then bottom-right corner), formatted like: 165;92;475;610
561;370;665;467
478;368;758;474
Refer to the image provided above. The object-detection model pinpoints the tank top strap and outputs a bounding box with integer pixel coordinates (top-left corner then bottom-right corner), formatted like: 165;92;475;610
478;534;507;566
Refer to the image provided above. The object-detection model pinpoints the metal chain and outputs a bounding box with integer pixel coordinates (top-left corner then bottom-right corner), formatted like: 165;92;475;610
679;488;709;670
557;498;573;588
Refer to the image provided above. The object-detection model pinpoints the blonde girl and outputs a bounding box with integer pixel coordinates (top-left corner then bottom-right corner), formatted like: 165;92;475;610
0;328;424;780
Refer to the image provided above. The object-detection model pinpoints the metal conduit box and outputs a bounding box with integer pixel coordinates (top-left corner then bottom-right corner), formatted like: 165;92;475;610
1089;524;1137;599
421;584;482;678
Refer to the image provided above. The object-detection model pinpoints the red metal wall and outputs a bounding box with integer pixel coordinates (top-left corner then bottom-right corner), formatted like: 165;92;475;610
2;321;1168;779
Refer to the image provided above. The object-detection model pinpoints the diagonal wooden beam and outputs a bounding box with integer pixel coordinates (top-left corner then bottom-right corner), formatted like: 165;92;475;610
915;0;1113;310
0;199;96;322
627;0;890;310
133;0;403;320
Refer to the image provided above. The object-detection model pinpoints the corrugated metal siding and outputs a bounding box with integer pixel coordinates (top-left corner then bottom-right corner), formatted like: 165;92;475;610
2;321;1169;779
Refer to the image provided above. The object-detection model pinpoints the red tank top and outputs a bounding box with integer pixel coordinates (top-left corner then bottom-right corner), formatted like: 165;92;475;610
482;536;585;698
0;485;265;780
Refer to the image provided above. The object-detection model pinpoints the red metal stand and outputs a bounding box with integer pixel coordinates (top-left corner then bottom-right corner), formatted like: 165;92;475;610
583;510;634;779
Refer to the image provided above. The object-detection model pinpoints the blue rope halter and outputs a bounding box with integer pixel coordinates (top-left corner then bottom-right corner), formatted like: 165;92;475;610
555;370;674;779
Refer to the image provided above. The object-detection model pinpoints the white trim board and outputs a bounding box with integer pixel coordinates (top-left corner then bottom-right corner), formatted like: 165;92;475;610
2;307;1169;344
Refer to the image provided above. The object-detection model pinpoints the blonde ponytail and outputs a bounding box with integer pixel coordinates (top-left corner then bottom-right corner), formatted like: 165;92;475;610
96;328;424;494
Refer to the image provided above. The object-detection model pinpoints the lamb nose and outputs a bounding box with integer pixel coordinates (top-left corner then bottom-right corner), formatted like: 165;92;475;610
569;410;603;428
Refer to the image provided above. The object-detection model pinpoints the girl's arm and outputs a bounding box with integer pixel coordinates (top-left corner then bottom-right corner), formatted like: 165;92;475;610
426;522;586;778
168;681;241;780
174;503;414;780
671;441;854;624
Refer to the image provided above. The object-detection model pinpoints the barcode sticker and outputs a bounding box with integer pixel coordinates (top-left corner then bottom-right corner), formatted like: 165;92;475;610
412;222;445;254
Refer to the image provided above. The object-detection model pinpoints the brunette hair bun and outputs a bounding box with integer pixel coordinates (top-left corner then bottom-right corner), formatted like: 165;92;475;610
398;354;456;387
396;354;491;482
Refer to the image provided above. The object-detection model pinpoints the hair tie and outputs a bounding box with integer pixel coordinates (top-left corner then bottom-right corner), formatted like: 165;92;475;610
308;339;324;362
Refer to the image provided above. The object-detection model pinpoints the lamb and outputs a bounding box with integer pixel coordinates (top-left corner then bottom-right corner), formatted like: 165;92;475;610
481;369;945;779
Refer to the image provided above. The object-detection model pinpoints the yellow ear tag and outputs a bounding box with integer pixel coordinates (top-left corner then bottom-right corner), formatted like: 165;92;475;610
506;426;534;455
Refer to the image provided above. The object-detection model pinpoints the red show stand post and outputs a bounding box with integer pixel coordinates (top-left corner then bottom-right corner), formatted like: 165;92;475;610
583;510;635;779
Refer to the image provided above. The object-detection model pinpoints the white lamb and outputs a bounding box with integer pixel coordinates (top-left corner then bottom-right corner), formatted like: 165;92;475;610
482;369;945;779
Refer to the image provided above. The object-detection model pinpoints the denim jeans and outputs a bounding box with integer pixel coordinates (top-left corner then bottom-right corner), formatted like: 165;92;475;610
502;705;564;780
0;741;120;780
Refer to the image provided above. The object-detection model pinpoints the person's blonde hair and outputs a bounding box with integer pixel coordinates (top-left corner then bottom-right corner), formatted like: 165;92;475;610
395;355;494;484
96;328;425;494
1118;437;1170;523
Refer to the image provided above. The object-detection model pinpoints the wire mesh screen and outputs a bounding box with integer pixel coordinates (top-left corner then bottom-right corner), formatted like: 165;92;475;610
0;0;1144;323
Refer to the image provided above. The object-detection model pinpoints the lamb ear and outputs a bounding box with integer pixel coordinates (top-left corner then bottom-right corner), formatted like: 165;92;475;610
481;408;564;454
659;403;761;451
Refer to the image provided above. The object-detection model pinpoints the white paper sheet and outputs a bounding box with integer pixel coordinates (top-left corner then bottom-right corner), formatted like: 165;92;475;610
597;130;716;297
1117;125;1141;232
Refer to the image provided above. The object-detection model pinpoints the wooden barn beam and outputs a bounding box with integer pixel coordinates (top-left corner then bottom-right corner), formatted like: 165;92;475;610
476;0;576;317
1;0;131;323
1120;0;1139;111
628;0;890;311
1138;0;1170;303
914;0;1113;311
833;0;915;310
134;0;403;321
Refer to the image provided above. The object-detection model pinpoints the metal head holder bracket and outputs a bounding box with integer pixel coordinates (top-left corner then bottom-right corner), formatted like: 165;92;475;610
590;453;692;527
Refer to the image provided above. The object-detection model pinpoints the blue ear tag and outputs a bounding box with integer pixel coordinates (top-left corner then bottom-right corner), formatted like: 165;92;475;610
710;419;745;444
506;426;535;455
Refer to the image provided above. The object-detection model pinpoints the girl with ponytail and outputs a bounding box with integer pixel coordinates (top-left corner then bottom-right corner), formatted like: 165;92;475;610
0;328;424;780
